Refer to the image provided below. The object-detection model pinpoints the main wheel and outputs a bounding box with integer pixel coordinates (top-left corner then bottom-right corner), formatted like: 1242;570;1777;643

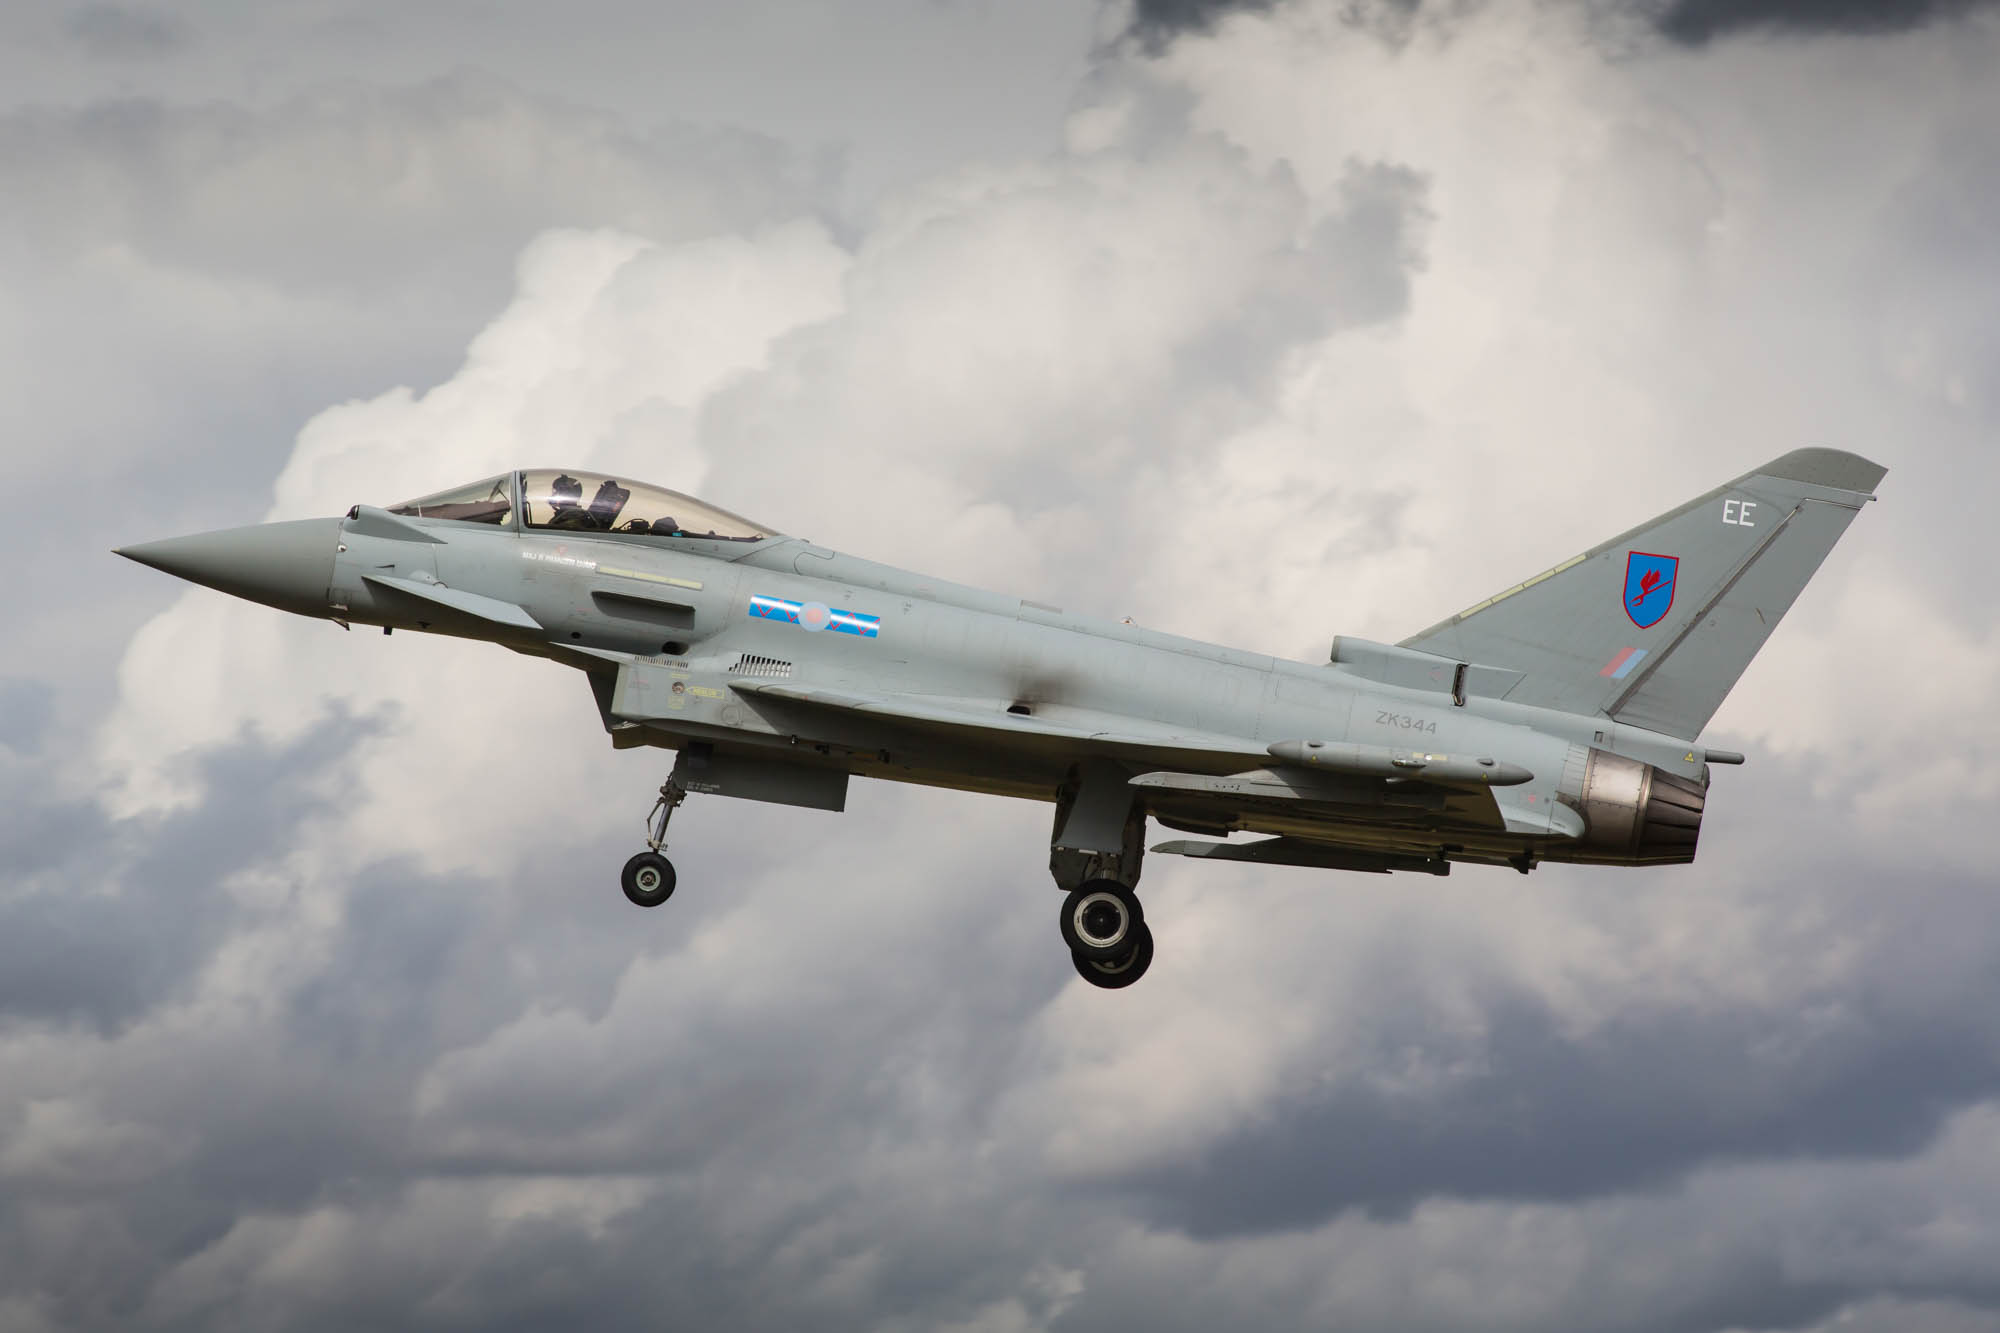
621;851;676;907
1074;923;1153;990
1059;880;1144;961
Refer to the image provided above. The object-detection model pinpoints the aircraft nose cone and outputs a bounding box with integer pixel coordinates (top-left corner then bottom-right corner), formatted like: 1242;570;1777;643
117;517;342;615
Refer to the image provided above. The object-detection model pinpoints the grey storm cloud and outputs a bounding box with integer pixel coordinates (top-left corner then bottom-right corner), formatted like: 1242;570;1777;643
0;678;55;753
1651;0;2000;43
1128;865;2000;1238
1125;0;2000;43
0;713;409;1037
1127;0;1282;43
63;5;187;60
6;1;2000;1330
0;69;828;725
0;73;822;307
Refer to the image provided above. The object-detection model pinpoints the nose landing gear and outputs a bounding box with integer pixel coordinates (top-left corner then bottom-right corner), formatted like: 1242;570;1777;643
621;775;685;908
621;851;675;907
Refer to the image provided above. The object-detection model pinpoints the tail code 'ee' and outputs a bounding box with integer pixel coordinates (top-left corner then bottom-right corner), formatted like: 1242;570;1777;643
1399;449;1885;741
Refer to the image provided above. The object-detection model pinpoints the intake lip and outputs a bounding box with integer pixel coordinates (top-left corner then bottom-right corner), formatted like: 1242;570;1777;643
116;517;343;617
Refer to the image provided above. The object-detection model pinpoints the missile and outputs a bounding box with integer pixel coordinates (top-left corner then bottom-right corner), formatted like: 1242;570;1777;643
1130;768;1449;812
1266;739;1533;786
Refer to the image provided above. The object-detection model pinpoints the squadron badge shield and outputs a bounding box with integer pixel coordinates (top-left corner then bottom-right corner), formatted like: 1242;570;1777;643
1623;551;1678;629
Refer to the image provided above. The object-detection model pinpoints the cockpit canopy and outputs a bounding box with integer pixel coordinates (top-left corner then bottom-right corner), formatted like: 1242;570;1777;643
386;470;775;542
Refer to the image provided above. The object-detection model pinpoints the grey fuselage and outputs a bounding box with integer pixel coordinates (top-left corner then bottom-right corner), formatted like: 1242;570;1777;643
327;511;1702;870
121;450;1893;885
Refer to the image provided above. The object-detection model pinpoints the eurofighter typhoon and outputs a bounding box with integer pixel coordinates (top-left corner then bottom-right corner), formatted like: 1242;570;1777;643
119;451;1884;989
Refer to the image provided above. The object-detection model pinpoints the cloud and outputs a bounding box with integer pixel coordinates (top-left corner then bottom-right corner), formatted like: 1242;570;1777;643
1122;0;2000;48
98;218;850;821
1107;858;2000;1237
694;146;1429;601
3;72;823;300
5;70;827;731
63;5;187;60
1650;0;2000;45
1126;0;1283;45
0;679;55;753
10;0;2000;1329
1051;1104;2000;1333
0;718;367;1033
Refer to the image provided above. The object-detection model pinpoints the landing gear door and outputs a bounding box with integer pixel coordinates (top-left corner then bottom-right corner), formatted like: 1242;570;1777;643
673;746;848;812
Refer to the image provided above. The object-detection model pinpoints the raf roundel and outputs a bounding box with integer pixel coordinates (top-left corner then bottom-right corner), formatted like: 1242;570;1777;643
746;593;882;638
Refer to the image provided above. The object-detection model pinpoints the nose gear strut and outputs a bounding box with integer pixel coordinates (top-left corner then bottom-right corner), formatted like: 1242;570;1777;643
645;775;686;855
621;774;686;908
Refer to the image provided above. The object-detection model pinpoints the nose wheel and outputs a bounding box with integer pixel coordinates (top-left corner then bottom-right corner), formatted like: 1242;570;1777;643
622;776;686;908
622;851;676;907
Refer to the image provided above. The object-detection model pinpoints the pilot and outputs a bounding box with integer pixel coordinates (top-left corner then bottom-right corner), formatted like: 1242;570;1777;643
545;474;591;529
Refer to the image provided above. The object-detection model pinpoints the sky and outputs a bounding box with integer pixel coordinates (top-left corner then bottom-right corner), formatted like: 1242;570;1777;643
4;0;1999;1329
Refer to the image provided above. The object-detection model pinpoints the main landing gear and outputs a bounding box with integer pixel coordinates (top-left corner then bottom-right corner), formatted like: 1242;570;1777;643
1061;880;1154;989
1051;760;1156;990
621;775;685;908
617;755;1163;992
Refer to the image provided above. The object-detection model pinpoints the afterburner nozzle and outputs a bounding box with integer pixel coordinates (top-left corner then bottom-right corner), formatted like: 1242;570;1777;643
117;517;342;617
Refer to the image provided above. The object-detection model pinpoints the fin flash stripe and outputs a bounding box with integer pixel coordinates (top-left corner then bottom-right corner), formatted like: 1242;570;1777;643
1600;646;1648;680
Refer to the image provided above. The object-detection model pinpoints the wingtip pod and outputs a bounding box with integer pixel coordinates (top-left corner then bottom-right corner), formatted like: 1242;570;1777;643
1753;448;1887;496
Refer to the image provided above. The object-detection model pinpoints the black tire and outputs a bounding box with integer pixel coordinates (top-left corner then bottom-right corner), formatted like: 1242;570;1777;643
621;851;676;907
1074;923;1153;990
1059;880;1143;961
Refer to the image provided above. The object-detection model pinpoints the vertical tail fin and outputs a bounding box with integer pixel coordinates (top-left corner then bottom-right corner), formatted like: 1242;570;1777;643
1400;449;1886;739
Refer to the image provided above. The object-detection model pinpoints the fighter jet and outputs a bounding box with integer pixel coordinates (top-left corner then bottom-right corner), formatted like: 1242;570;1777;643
118;451;1883;989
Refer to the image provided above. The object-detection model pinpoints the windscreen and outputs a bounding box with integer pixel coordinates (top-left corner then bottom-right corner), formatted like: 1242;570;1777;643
386;475;513;526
